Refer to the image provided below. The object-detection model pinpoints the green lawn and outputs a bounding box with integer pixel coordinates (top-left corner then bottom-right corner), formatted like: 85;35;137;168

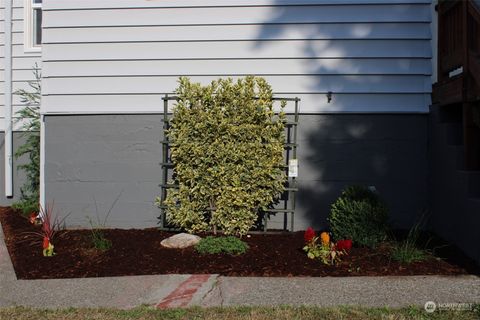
0;306;478;320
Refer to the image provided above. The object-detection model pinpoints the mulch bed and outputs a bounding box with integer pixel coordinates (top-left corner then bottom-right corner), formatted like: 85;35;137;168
1;207;478;279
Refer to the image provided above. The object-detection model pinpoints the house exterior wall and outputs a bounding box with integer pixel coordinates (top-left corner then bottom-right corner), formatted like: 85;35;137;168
44;114;428;230
0;0;433;230
0;0;41;203
41;0;432;114
0;0;42;131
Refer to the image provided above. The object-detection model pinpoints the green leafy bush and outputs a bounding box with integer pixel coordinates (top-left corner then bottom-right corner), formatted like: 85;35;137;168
158;77;286;235
195;236;249;255
328;185;388;248
12;66;41;215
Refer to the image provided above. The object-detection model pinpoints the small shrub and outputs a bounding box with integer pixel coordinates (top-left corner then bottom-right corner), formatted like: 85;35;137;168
158;76;286;236
391;218;428;264
24;202;67;257
195;236;249;255
328;185;388;248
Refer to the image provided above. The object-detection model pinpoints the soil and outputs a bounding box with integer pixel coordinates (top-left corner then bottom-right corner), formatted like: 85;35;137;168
1;207;478;280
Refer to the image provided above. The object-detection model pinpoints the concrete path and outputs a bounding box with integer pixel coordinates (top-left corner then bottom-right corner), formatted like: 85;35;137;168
1;223;479;309
201;275;480;308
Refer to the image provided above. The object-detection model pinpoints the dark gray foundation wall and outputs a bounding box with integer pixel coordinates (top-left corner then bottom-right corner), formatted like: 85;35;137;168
0;132;30;206
44;114;429;230
295;114;428;231
45;115;164;228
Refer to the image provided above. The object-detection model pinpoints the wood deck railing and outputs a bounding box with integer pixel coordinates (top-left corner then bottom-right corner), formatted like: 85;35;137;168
433;0;480;169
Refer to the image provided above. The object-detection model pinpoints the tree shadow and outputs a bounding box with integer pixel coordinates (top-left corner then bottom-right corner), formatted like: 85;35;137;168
252;2;430;230
294;114;428;231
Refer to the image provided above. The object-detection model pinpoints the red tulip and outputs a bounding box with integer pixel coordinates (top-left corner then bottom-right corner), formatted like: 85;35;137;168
304;227;316;243
336;239;352;251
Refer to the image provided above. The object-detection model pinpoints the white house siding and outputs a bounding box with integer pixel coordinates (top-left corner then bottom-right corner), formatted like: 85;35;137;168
42;0;433;114
0;0;42;130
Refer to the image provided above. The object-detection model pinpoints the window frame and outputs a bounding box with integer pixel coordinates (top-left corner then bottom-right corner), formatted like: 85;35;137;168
24;0;42;53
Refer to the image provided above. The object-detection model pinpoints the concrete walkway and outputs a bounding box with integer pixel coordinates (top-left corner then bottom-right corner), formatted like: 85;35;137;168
1;224;479;309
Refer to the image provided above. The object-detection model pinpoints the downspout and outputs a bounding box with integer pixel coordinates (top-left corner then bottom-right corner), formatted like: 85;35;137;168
4;0;13;198
40;114;45;210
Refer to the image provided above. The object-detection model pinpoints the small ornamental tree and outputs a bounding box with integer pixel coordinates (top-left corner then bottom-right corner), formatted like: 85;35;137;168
158;76;286;235
12;66;41;215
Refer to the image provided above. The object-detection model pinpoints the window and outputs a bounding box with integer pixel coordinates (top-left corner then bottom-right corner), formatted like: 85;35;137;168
24;0;42;52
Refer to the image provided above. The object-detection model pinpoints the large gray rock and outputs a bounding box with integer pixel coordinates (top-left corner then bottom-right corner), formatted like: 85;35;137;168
160;233;201;249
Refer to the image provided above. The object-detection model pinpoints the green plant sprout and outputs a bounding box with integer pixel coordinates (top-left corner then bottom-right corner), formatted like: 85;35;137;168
87;190;124;251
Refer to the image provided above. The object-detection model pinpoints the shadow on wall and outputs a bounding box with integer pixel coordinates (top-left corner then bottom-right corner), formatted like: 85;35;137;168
250;3;430;230
294;115;428;231
250;4;429;108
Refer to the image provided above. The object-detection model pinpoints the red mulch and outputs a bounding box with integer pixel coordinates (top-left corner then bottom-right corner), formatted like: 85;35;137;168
0;207;477;279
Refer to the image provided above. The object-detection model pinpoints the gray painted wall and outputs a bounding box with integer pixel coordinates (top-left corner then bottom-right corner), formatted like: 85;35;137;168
44;115;164;228
294;113;428;230
0;132;29;205
44;114;428;230
41;0;432;114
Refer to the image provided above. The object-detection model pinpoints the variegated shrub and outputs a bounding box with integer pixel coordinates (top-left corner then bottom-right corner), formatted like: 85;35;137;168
158;76;286;235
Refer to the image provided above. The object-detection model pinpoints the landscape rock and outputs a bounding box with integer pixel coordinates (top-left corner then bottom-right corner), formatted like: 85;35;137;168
160;233;201;249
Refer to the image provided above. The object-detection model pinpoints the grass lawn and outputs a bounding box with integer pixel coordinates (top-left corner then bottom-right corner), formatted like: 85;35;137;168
0;306;478;320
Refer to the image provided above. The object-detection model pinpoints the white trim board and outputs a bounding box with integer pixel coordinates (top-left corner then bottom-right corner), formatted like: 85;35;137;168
40;93;431;114
44;0;431;11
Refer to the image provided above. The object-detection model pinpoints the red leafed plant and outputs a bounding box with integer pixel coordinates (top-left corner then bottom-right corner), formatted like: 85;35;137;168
40;203;60;241
22;202;68;257
39;202;69;256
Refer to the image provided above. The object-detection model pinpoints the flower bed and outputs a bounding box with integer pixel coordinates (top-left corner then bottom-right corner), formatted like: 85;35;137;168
0;207;478;280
